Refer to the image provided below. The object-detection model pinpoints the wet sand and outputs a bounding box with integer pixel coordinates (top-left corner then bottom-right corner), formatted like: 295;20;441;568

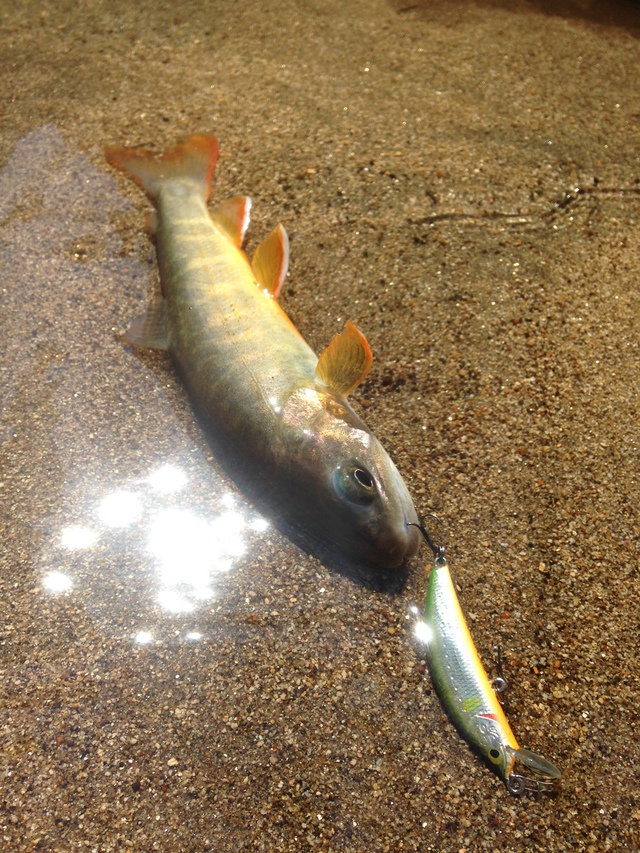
1;1;639;850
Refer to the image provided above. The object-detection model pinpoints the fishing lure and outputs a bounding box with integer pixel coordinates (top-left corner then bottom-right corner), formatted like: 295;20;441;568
412;520;561;795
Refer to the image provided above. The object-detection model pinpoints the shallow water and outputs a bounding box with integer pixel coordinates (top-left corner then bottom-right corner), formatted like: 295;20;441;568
1;2;639;851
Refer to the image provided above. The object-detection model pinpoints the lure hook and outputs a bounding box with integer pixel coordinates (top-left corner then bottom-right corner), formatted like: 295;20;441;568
408;514;446;564
506;773;558;797
506;747;561;796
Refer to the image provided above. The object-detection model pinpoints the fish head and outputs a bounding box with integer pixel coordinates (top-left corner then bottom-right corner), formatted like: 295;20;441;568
280;388;421;569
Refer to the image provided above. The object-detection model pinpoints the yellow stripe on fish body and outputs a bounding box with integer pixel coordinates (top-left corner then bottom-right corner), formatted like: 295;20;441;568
106;134;421;569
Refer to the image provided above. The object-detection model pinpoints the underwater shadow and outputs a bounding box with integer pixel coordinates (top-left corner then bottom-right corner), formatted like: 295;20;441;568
391;0;640;38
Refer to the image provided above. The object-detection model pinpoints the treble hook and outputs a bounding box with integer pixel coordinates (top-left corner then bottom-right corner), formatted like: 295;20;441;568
506;773;559;797
507;747;561;796
408;514;447;564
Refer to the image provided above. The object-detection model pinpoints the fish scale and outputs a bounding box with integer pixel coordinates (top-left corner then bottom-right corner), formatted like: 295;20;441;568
156;184;315;432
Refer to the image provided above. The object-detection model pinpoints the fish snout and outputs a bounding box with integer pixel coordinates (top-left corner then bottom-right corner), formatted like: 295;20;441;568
369;475;421;568
369;513;421;569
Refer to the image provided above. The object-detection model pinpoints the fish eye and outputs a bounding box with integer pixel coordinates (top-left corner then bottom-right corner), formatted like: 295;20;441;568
353;468;374;489
333;464;377;505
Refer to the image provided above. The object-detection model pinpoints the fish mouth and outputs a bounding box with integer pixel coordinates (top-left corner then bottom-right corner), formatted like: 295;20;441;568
370;515;421;569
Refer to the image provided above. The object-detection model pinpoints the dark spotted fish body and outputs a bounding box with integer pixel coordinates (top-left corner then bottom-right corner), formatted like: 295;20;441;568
106;134;420;569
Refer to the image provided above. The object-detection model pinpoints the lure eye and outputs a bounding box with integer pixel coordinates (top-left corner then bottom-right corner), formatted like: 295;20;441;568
488;748;502;766
333;464;377;505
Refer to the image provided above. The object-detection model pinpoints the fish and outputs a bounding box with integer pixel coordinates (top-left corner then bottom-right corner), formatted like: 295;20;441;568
416;531;561;794
105;134;420;570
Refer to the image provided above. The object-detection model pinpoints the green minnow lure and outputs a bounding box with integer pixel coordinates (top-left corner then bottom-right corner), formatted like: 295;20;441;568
105;134;420;569
413;523;561;795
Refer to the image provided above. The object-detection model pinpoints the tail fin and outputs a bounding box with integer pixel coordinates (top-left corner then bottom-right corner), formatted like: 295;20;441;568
105;134;219;203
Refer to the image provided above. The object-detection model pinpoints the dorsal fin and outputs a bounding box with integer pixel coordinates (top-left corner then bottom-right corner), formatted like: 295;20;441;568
315;321;372;397
251;224;289;299
211;196;251;247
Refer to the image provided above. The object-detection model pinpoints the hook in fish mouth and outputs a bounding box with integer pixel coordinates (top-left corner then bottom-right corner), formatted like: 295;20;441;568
407;513;446;563
371;517;422;568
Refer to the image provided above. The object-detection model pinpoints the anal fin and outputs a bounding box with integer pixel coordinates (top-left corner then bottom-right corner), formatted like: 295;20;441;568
120;296;169;350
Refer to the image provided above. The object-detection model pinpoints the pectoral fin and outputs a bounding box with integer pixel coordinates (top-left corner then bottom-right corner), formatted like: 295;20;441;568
251;224;289;299
211;196;251;247
120;296;169;350
315;320;372;397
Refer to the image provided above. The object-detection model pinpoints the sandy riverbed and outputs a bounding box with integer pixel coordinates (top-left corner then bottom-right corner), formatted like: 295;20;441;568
1;1;639;850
